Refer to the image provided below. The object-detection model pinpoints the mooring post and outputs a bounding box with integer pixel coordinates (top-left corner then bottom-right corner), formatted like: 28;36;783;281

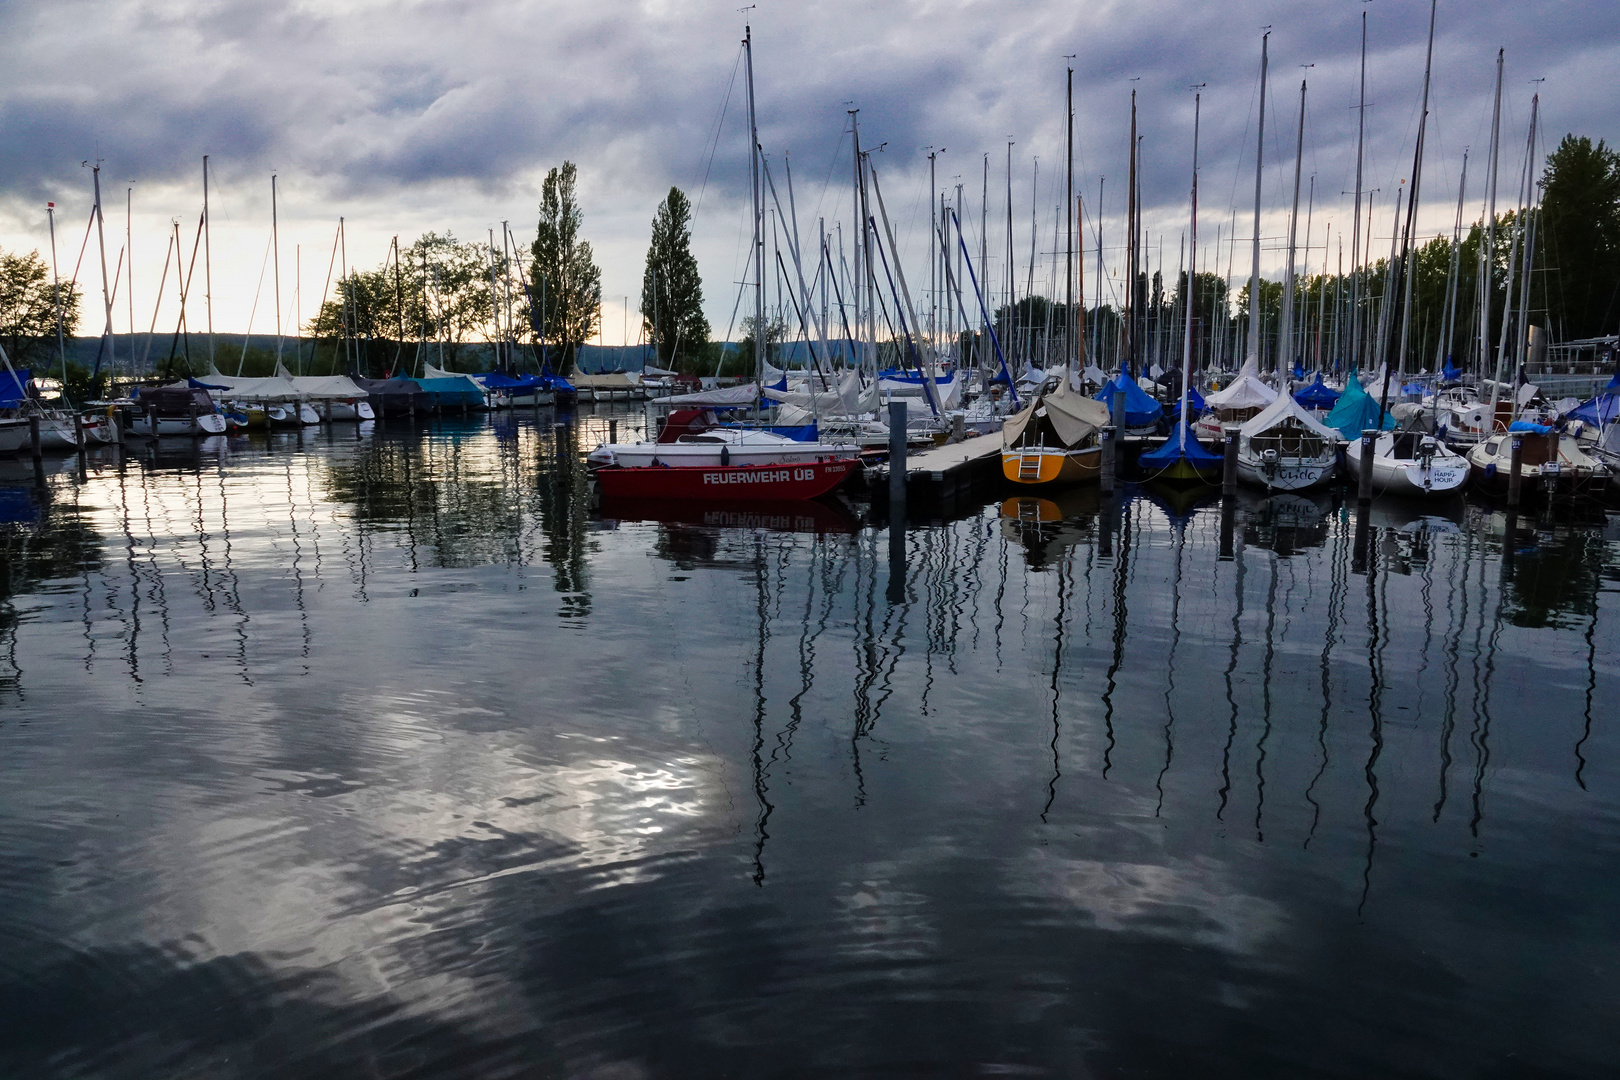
73;413;85;453
1504;435;1525;508
1352;499;1371;575
28;415;42;462
887;399;908;509
1100;427;1115;495
609;419;618;445
1358;431;1375;504
1222;430;1238;495
1111;389;1126;478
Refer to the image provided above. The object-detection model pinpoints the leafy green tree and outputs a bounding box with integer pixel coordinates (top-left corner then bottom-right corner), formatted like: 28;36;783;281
529;162;602;374
1539;134;1620;340
640;187;709;370
0;246;81;370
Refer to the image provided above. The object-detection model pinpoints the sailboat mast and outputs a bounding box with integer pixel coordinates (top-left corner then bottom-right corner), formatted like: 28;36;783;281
1006;140;1015;372
91;164;116;381
1390;0;1438;406
1065;62;1074;373
272;174;283;363
1512;94;1541;414
1437;150;1468;372
1480;50;1504;392
745;25;764;388
850;109;861;371
1350;12;1366;373
1180;91;1201;437
47;203;68;401
1126;89;1137;376
1278;78;1307;379
1246;32;1269;368
203;156;214;368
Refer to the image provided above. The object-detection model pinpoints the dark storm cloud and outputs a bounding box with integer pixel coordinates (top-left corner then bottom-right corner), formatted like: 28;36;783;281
2;0;1614;319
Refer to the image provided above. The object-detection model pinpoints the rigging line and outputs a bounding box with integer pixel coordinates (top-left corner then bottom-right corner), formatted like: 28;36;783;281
691;43;745;222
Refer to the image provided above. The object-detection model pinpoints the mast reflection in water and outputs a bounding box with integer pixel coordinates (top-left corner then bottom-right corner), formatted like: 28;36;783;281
0;419;1615;1078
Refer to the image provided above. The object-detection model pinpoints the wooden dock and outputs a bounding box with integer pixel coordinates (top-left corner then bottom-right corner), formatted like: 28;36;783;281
887;431;1004;503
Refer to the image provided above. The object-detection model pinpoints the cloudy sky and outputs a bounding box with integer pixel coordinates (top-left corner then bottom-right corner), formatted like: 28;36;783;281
1;0;1614;344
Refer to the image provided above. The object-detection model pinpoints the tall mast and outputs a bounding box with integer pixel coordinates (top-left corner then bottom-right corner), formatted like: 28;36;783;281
1180;90;1201;440
126;186;134;371
1278;78;1307;379
1390;0;1438;402
1512;93;1541;415
272;174;283;363
1481;50;1505;401
1350;12;1367;373
1245;31;1269;369
1065;61;1074;373
744;24;765;387
1094;176;1104;366
47;203;68;401
1005;140;1015;371
1125;89;1137;376
203;156;214;368
91;164;116;380
1437;150;1468;372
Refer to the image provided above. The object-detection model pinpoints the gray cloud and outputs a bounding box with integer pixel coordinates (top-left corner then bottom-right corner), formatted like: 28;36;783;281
2;0;1614;336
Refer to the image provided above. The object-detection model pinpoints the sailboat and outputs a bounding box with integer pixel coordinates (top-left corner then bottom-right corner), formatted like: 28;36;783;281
1343;0;1466;499
1000;371;1110;485
587;23;860;502
1140;88;1223;484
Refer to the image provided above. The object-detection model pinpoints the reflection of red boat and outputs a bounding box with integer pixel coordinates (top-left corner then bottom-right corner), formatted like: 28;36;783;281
593;458;856;500
597;496;859;534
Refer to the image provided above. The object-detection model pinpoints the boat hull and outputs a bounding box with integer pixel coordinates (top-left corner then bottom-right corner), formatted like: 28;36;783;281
1237;455;1337;491
1467;462;1607;501
607;442;861;469
1001;446;1101;486
131;412;230;437
593;458;857;500
1343;442;1469;497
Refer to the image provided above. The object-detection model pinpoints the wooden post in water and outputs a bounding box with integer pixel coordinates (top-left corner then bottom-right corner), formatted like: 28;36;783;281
1110;389;1126;479
28;415;42;462
1099;428;1115;494
1222;430;1238;494
1358;431;1375;504
1507;435;1523;508
609;420;618;444
887;399;907;509
73;413;85;453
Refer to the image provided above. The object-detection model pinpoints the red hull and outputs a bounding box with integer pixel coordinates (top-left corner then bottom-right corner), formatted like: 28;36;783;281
593;458;857;500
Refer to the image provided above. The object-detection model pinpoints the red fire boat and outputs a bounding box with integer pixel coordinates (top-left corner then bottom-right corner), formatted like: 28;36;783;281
592;458;857;500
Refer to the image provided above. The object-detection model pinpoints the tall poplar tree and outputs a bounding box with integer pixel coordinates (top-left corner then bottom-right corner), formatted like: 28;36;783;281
1539;135;1620;341
640;187;708;370
530;162;602;375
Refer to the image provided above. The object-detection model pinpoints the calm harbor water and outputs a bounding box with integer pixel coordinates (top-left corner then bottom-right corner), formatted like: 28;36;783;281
1;409;1616;1078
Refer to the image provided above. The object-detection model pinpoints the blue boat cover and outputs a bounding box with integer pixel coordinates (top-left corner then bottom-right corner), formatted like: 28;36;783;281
1508;420;1553;434
188;376;232;391
1092;372;1163;427
1292;362;1306;381
877;369;952;384
1293;374;1341;409
1568;391;1620;427
1184;384;1207;412
480;371;544;391
1441;358;1462;382
1139;419;1224;470
414;376;485;406
1324;374;1395;439
0;368;29;407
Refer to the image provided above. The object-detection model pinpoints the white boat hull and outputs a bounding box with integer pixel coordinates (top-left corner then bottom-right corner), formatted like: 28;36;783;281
1237;454;1337;491
320;400;375;421
0;419;29;454
134;413;229;437
1343;436;1469;496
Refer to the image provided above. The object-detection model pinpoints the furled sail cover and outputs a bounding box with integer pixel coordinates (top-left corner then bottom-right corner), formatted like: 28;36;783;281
763;369;868;414
276;364;369;400
1240;392;1343;442
203;369;302;402
1204;357;1279;410
662;383;760;406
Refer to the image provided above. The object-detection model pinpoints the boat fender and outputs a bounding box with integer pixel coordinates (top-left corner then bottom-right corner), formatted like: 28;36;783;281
1485;462;1496;477
720;445;730;466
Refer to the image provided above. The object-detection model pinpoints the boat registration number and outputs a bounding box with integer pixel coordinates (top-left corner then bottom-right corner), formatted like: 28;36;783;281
701;465;843;485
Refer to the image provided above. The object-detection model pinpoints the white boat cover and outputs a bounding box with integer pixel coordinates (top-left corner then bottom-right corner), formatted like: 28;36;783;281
201;370;302;403
662;383;760;406
763;369;875;415
1080;364;1107;386
276;363;369;399
1002;369;1110;448
419;363;487;394
1205;357;1279;410
573;372;642;389
1239;392;1342;442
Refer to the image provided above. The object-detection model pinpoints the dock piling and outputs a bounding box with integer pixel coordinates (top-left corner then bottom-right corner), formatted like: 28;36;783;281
1507;436;1524;508
28;416;42;462
1358;431;1375;504
887;400;908;509
1100;428;1115;495
1110;390;1126;479
1222;431;1238;495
